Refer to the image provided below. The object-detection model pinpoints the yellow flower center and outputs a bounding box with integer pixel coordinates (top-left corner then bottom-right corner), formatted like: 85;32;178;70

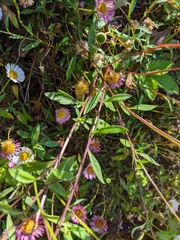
107;72;119;84
9;70;18;79
169;202;173;207
1;140;15;154
92;142;99;149
19;152;29;161
87;166;94;175
97;2;107;14
57;110;66;119
75;209;84;219
95;219;104;228
21;219;37;234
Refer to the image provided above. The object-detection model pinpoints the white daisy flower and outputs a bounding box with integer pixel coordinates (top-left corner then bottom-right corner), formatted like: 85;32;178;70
5;63;25;83
9;147;34;166
174;235;180;240
166;199;179;212
0;7;3;21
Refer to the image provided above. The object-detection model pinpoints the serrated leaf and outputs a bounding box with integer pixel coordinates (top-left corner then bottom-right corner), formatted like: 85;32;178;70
153;74;179;94
104;93;132;102
146;60;173;72
88;150;105;184
45;91;78;105
0;109;14;119
84;90;102;114
0;201;22;216
66;54;77;80
9;168;36;183
130;104;157;111
93;125;128;135
23;41;41;51
138;152;160;166
142;76;158;101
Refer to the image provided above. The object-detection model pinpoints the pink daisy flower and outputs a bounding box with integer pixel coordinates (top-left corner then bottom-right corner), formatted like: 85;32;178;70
108;71;125;89
71;205;87;224
95;0;115;22
0;138;21;160
89;140;101;153
83;163;96;180
90;215;108;234
55;108;71;125
15;216;45;240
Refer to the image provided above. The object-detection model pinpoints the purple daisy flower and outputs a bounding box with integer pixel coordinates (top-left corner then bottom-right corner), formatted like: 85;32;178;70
89;140;101;153
0;138;21;160
90;215;108;234
83;163;96;180
95;0;115;22
55;108;71;125
71;205;87;224
107;71;125;89
15;216;45;240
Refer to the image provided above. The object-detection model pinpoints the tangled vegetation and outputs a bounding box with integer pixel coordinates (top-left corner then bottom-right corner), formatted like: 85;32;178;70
0;0;180;239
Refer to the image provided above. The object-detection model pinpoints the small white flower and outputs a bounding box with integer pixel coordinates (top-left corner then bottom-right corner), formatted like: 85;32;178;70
0;7;3;21
19;0;34;8
10;147;34;166
166;199;179;212
173;235;180;240
5;63;25;83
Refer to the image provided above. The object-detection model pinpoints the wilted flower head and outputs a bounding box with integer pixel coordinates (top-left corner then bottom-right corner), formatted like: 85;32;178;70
124;39;133;52
5;63;25;83
19;0;34;8
16;216;45;240
71;205;87;224
143;17;154;31
89;140;101;153
95;0;115;22
166;199;179;212
76;40;89;58
83;163;96;180
130;19;140;29
74;79;89;99
9;147;34;167
90;215;108;234
0;138;21;160
174;235;180;240
106;69;125;89
55;108;71;125
93;53;104;67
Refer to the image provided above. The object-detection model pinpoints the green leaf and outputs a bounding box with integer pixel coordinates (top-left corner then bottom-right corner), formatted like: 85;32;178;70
9;34;24;39
17;130;31;139
9;13;18;28
31;123;40;146
138;152;160;166
42;107;55;122
45;90;78;105
23;41;41;51
93;125;128;135
0;109;14;119
15;111;27;125
104;93;132;102
0;201;22;216
21;9;35;14
120;138;131;147
128;0;137;20
47;169;74;184
21;161;53;172
146;60;173;72
141;75;158;101
66;55;77;80
68;223;91;239
0;187;15;200
41;140;59;148
88;150;105;184
84;90;102;114
153;74;179;94
9;168;36;183
131;222;146;239
130;104;157;111
50;182;69;197
7;214;16;240
88;24;96;56
104;95;116;112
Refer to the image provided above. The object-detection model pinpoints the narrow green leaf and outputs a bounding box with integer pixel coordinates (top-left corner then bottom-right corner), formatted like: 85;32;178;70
21;161;53;172
45;91;78;105
93;125;128;135
88;150;105;184
9;13;18;28
0;201;22;216
138;152;160;166
17;130;31;139
47;169;74;184
7;214;16;240
130;104;157;111
66;55;77;80
23;41;41;51
31;124;40;146
84;90;102;114
0;109;14;119
0;187;15;200
15;111;27;125
50;182;69;197
104;93;132;102
9;34;24;39
120;138;131;147
41;140;59;148
9;168;36;183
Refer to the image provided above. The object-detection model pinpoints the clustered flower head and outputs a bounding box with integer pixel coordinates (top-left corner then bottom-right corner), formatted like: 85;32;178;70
90;215;108;234
19;0;34;8
5;63;25;83
95;0;115;22
71;205;87;224
106;68;126;89
76;40;89;58
15;216;45;240
55;108;71;125
143;17;155;31
89;139;101;153
0;138;34;168
83;163;96;180
74;79;89;99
